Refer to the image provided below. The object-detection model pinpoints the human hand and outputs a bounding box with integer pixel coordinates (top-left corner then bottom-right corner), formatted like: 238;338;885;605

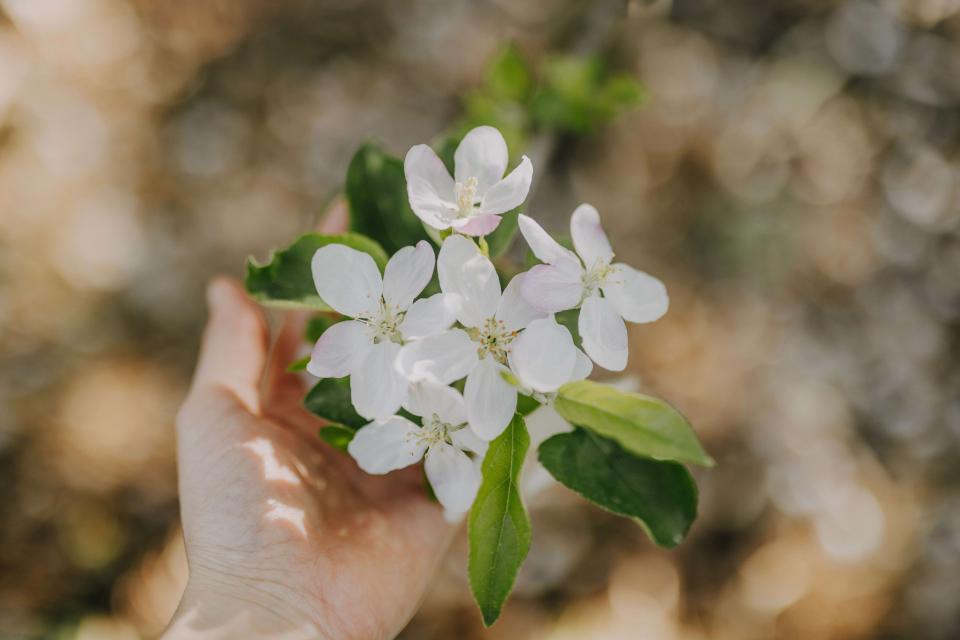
162;277;453;640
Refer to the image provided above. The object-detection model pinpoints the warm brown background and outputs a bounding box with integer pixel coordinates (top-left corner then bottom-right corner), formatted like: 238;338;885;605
2;1;959;638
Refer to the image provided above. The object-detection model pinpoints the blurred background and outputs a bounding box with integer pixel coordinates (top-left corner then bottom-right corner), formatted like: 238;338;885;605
2;0;960;638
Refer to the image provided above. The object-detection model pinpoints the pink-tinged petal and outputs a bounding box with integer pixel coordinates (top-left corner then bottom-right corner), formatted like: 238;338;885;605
351;341;407;420
521;263;585;313
399;293;456;340
347;416;425;474
396;329;478;384
311;244;382;317
496;272;548;331
570;203;613;267
306;320;371;378
383;240;435;309
464;357;517;440
579;294;628;371
601;263;669;324
455;126;509;193
425;442;481;516
403;380;467;426
508;317;578;393
404;144;457;230
479;155;533;215
517;214;581;267
450;213;502;236
437;235;500;327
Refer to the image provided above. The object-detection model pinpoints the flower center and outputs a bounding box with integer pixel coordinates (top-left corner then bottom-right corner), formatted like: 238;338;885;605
582;260;614;297
468;317;517;365
454;176;479;218
412;414;466;447
359;300;405;344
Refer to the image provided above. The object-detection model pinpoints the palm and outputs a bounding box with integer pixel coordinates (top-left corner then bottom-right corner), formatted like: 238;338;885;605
174;280;452;640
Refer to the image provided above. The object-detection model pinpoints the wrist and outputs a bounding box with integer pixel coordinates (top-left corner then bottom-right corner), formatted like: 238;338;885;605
163;576;327;640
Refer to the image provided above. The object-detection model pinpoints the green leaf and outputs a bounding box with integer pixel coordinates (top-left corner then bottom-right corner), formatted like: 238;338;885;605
516;394;540;416
319;425;355;451
554;381;713;467
484;209;520;257
305;314;342;343
246;232;388;310
538;428;697;548
485;44;532;101
346;144;430;255
303;378;367;430
555;308;581;347
287;356;310;372
469;414;531;626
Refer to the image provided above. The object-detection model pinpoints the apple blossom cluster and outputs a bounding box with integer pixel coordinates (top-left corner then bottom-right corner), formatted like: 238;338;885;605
306;126;669;518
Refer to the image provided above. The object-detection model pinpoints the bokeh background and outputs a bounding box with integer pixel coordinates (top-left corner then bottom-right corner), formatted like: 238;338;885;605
2;0;960;638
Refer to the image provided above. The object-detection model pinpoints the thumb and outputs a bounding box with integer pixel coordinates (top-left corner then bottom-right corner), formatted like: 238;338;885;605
187;277;268;416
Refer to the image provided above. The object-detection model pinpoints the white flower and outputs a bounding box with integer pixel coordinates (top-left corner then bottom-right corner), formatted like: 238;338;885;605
518;204;669;371
404;125;533;237
347;381;487;519
307;240;454;420
397;235;586;440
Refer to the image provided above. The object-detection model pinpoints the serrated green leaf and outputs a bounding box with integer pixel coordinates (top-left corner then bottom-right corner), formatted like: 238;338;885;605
319;424;355;451
538;428;697;547
554;381;713;467
246;232;388;310
469;414;531;626
346;144;430;255
287;356;310;373
303;378;366;430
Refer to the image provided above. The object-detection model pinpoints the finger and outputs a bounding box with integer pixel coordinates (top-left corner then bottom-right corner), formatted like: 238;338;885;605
318;197;348;233
188;277;268;415
263;311;310;414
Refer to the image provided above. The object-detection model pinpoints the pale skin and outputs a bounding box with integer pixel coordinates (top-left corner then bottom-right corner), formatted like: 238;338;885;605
164;224;453;638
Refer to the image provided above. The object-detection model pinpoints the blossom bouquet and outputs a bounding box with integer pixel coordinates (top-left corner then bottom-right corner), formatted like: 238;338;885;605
245;125;712;625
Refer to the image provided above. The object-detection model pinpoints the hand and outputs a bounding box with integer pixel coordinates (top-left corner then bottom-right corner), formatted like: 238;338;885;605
163;277;453;640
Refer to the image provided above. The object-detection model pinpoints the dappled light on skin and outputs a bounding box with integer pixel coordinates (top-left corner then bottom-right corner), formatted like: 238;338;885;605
243;437;302;485
265;498;308;538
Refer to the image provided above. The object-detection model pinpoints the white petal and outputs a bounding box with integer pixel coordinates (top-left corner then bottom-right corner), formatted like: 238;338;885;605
520;264;585;313
450;213;501;237
404;144;457;230
454;125;508;193
383;240;435;309
306;320;371;378
570;203;613;267
464;357;517;440
425;442;481;516
451;426;488;457
508;317;577;393
479;156;533;215
399;293;456;340
311;244;382;317
403;380;467;426
351;341;408;420
347;416;425;474
437;235;501;327
517;214;581;267
601;263;669;324
396;329;478;384
570;348;593;381
579;294;628;371
521;405;572;499
496;272;548;331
